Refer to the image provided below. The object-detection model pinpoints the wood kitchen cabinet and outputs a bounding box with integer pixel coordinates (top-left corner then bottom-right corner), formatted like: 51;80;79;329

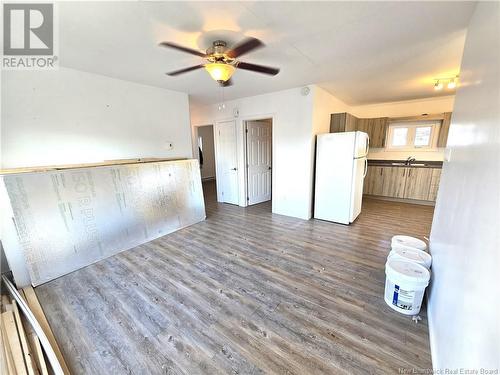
356;117;389;148
403;167;434;200
427;168;442;201
330;113;388;147
331;112;452;148
363;166;384;195
330;113;358;133
364;165;442;202
437;112;452;147
381;167;406;198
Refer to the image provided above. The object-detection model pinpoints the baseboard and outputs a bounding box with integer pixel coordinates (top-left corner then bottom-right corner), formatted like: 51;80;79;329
426;294;439;371
363;195;436;206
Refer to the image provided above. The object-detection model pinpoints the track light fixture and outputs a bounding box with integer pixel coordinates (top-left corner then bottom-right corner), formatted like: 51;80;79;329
434;76;458;91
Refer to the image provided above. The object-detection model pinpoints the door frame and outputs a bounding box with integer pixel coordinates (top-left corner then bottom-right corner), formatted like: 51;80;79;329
244;118;273;206
193;124;216;181
213;113;275;207
214;119;239;203
242;116;275;207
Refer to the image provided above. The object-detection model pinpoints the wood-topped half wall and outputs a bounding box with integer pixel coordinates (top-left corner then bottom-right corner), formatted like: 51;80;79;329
0;158;187;175
1;159;205;287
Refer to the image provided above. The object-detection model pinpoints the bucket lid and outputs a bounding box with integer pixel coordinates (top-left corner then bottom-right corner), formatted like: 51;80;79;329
385;259;430;284
389;247;432;268
391;235;427;250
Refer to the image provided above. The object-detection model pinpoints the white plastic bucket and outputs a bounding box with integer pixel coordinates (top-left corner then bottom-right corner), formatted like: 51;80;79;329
391;235;427;251
384;259;430;315
388;247;432;269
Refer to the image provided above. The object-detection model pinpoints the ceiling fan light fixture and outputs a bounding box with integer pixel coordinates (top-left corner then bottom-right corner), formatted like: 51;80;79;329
205;63;235;82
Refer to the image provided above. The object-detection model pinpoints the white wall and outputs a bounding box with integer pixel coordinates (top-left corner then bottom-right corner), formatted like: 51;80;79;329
197;125;216;180
191;87;314;219
1;67;193;168
428;2;500;371
191;85;351;220
351;96;455;162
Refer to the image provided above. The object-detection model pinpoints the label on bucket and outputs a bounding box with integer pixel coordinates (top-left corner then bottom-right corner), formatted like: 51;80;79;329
392;284;415;310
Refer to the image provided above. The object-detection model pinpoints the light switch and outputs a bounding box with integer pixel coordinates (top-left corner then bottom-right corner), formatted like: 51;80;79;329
444;147;452;162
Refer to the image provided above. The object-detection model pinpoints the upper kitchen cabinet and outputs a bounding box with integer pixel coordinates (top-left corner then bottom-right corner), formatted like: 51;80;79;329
356;117;389;148
437;112;452;147
330;114;388;147
330;113;358;133
330;112;452;148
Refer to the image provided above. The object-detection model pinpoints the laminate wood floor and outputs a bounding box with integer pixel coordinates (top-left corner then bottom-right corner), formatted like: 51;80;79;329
36;181;434;374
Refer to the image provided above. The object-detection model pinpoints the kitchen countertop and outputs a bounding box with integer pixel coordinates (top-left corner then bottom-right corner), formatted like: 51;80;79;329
368;159;443;168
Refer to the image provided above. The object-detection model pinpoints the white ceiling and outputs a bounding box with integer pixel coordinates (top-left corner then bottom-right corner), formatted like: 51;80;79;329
58;1;476;105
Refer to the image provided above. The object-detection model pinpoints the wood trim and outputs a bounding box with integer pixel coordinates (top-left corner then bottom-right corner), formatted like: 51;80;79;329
11;301;37;375
0;157;188;175
22;287;71;375
363;194;435;206
2;310;28;375
0;314;16;375
388;113;447;123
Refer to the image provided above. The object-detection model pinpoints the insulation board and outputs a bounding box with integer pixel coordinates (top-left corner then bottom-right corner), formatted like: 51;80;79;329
3;159;205;286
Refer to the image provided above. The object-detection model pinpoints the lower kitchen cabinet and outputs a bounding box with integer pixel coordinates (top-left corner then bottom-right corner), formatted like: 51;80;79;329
427;168;442;201
381;167;406;198
363;166;384;195
364;165;442;202
403;167;434;200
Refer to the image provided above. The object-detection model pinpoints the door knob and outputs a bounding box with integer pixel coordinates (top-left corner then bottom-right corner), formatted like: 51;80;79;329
268;166;272;170
231;167;237;171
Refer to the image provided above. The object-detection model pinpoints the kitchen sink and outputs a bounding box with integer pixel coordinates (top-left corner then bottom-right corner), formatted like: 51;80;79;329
391;162;427;166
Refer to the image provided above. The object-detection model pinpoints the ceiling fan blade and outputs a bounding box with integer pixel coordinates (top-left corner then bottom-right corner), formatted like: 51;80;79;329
237;62;280;76
227;37;264;58
166;64;204;76
220;78;233;87
159;42;206;57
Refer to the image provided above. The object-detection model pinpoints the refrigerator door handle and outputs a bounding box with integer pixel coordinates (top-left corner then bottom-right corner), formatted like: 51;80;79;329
363;158;368;178
365;134;370;156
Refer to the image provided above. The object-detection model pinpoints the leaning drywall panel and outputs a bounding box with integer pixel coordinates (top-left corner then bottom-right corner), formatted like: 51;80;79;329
3;159;205;286
0;178;31;285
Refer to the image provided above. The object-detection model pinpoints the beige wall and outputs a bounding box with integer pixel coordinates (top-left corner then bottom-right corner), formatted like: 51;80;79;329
351;96;455;161
350;95;455;118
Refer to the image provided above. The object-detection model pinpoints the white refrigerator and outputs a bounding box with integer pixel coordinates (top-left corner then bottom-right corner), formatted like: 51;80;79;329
314;131;369;224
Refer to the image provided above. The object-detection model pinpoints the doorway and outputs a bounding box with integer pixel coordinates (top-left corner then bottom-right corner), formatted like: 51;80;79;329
245;118;272;205
197;125;216;181
215;120;239;205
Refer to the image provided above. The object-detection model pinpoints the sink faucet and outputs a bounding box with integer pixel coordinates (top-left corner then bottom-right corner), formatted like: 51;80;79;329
406;156;416;166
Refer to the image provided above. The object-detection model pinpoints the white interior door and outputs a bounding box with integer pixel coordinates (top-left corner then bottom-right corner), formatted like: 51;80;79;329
216;121;239;205
246;120;272;205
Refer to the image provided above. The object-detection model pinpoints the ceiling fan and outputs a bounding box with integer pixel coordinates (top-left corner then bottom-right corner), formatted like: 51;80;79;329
159;37;280;86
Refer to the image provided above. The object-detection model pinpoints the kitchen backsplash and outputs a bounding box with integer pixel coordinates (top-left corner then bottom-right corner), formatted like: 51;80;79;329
367;147;445;161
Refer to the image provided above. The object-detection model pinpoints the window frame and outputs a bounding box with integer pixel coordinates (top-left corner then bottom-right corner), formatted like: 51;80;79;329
385;121;440;151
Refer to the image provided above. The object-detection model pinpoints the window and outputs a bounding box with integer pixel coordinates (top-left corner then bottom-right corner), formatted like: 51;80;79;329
386;122;439;150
